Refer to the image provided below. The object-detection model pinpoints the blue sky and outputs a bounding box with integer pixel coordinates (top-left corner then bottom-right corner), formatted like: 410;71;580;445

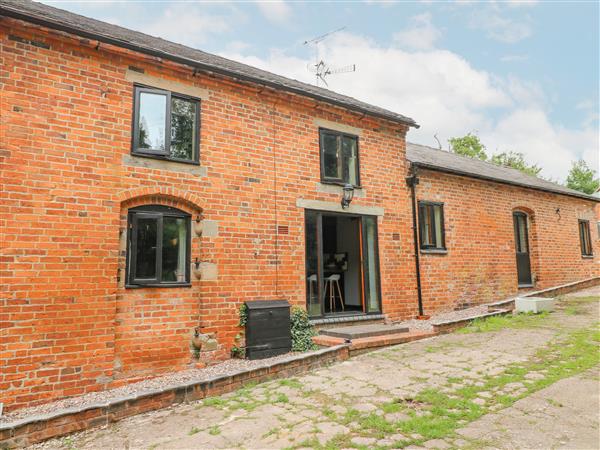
42;0;599;181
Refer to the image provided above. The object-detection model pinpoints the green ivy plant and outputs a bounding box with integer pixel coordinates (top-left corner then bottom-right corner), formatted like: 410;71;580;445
230;345;245;358
290;306;317;352
238;303;248;327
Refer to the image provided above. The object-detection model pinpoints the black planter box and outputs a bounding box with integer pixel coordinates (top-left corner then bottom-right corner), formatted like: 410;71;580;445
244;300;291;360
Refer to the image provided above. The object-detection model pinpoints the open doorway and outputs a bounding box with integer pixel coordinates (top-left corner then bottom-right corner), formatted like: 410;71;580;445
305;211;381;318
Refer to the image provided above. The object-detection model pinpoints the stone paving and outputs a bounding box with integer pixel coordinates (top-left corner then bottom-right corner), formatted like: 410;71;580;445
30;287;599;449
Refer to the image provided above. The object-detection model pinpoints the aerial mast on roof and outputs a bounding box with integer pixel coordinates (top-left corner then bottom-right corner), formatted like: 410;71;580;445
303;27;356;87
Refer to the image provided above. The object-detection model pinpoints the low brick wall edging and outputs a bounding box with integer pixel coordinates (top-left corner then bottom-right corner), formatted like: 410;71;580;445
523;276;600;298
432;309;511;334
0;345;349;448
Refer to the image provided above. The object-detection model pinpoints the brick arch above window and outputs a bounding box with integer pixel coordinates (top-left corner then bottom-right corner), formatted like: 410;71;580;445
512;206;536;220
117;187;204;214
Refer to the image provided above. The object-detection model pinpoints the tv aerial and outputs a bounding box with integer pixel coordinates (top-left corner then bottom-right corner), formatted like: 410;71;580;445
303;27;356;87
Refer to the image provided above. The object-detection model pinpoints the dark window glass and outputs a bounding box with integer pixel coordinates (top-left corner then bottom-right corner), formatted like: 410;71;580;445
419;202;445;250
135;217;158;279
170;97;197;160
127;205;191;286
133;86;199;163
161;217;187;282
579;220;593;256
319;129;359;185
514;214;528;253
341;136;358;186
321;132;340;179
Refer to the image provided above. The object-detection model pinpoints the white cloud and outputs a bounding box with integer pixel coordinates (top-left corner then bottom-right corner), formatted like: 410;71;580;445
482;108;599;179
255;0;292;25
393;12;442;50
145;5;233;46
221;31;598;181
503;0;539;8
469;9;533;43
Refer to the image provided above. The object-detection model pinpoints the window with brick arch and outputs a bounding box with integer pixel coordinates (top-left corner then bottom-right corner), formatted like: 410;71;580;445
579;220;593;257
127;205;191;287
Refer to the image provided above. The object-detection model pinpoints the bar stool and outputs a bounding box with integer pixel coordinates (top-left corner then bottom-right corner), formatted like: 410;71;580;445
323;274;344;312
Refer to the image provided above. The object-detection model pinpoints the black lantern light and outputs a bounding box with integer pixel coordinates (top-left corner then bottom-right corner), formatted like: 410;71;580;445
341;184;355;209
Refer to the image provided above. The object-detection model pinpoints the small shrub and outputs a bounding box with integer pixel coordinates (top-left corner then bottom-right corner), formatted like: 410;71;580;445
290;306;317;352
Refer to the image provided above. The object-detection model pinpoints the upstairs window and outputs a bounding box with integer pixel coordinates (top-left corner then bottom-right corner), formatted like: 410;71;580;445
319;128;359;186
132;86;199;163
127;205;191;287
419;201;445;250
579;220;593;257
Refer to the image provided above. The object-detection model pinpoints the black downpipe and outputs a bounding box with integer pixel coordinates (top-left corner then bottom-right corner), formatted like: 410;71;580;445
406;164;424;317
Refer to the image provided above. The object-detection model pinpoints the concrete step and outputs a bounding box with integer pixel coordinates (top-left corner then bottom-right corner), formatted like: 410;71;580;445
313;329;437;354
320;323;409;340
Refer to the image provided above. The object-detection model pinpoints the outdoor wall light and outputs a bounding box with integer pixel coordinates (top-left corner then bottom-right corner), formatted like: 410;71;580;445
341;184;355;209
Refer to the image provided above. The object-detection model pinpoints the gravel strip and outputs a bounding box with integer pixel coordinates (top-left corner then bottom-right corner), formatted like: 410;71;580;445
397;304;493;331
0;351;310;423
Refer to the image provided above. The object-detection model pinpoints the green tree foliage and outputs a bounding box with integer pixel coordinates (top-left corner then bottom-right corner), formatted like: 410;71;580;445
566;160;600;194
448;133;487;160
490;151;542;177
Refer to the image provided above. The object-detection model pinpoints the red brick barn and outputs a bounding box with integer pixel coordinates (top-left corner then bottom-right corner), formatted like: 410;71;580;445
1;0;598;413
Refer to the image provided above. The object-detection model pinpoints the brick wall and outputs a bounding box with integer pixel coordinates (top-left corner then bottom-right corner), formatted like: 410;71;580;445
416;169;599;313
0;18;417;411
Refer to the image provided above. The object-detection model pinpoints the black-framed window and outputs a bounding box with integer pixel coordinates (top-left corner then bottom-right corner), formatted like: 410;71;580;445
127;205;191;286
579;220;593;256
132;86;200;163
319;128;359;186
418;201;445;250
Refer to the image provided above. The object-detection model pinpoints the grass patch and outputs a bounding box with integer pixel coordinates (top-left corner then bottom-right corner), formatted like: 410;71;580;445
188;426;201;436
275;393;290;403
200;396;227;408
279;378;303;389
459;311;550;333
560;295;597;315
208;426;221;436
358;413;396;436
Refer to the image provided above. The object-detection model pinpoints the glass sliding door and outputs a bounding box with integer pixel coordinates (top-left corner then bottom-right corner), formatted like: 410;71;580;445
361;215;381;313
305;211;323;317
305;211;382;318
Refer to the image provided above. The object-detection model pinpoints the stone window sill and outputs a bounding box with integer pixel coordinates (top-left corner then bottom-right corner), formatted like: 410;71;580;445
420;249;448;255
125;283;192;289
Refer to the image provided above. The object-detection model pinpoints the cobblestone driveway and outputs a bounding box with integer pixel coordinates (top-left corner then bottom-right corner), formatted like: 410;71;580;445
33;288;599;450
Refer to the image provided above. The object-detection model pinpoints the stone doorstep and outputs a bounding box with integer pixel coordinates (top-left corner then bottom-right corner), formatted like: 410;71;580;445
313;329;437;352
349;330;437;352
0;345;349;449
320;323;410;340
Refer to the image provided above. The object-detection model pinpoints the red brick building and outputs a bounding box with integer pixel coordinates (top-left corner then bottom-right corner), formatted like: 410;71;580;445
1;0;598;412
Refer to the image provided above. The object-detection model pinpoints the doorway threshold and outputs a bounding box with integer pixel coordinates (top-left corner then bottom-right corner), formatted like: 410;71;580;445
310;313;385;326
